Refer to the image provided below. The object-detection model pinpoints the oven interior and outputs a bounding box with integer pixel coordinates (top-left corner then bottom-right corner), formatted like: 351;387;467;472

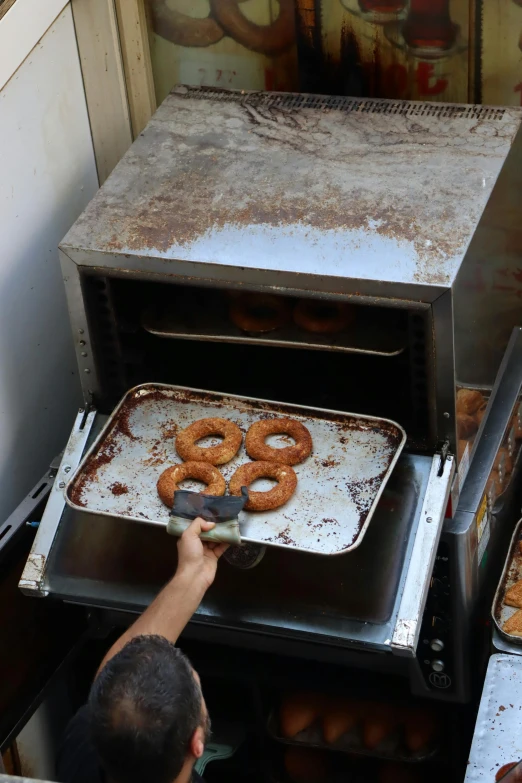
84;277;434;451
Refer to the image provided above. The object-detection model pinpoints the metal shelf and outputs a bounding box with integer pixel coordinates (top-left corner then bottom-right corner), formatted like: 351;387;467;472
142;293;406;357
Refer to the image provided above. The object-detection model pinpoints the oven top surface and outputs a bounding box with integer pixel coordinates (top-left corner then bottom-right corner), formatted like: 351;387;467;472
61;88;522;290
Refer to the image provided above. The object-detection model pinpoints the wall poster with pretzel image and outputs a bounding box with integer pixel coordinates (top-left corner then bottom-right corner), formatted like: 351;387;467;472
145;0;300;104
144;0;474;104
143;2;522;108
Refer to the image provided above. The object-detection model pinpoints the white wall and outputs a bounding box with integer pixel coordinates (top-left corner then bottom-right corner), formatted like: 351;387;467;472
0;4;98;522
15;676;73;780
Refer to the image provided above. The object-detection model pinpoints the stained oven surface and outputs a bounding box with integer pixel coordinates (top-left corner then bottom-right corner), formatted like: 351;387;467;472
18;89;522;706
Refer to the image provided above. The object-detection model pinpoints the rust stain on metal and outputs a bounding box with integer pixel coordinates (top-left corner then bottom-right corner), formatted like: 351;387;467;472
109;482;129;496
69;438;122;507
19;553;46;586
65;383;405;555
62;89;522;289
87;185;463;280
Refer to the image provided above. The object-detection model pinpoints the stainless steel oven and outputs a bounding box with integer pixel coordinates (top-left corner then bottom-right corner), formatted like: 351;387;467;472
16;88;522;712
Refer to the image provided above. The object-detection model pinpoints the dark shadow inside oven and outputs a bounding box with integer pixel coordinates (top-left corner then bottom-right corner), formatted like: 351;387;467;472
85;278;432;450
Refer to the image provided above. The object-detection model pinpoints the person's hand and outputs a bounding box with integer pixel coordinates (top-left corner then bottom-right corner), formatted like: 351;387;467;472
176;517;229;590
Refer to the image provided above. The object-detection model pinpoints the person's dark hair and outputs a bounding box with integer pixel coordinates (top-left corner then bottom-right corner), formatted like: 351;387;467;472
88;635;203;783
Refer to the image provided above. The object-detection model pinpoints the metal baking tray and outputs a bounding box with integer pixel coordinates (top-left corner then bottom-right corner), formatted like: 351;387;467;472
64;384;406;556
466;655;522;783
492;517;522;644
267;708;439;763
141;291;406;357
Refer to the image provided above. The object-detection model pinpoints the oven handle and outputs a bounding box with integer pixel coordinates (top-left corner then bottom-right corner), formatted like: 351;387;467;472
391;454;455;657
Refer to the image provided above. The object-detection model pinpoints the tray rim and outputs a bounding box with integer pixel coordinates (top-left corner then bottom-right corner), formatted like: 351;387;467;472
492;516;522;644
64;382;407;556
142;317;405;358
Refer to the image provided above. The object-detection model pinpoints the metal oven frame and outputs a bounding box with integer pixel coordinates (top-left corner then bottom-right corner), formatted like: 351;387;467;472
17;89;522;706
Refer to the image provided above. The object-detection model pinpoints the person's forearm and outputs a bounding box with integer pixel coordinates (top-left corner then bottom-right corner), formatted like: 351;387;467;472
97;569;206;675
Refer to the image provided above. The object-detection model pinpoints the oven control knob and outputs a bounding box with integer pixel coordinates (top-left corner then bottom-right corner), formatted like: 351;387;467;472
430;639;444;652
431;659;445;673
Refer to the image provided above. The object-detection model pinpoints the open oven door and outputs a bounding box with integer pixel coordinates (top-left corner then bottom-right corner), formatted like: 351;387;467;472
19;397;454;662
390;455;454;656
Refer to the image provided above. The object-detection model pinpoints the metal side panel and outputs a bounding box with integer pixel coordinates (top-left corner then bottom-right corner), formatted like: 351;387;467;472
19;409;96;596
0;462;58;556
391;455;455;656
466;654;522;783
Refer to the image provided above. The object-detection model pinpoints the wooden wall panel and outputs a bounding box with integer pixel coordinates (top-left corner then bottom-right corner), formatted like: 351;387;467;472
481;0;522;106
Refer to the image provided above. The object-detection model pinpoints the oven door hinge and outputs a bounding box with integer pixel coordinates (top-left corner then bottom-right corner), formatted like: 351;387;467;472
437;439;450;477
80;391;95;431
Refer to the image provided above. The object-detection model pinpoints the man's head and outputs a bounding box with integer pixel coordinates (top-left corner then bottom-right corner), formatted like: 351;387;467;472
88;635;209;783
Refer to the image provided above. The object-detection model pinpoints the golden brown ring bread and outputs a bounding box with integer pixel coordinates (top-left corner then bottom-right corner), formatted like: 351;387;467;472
148;0;224;47
229;461;297;511
245;418;312;465
283;746;330;783
456;388;484;416
209;0;295;56
157;462;226;507
457;413;478;440
294;299;355;334
176;417;242;465
279;692;322;738
229;293;291;333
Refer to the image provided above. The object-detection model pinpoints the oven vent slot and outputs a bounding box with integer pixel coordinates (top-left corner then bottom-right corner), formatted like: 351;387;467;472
175;87;507;121
84;277;127;408
408;311;431;442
